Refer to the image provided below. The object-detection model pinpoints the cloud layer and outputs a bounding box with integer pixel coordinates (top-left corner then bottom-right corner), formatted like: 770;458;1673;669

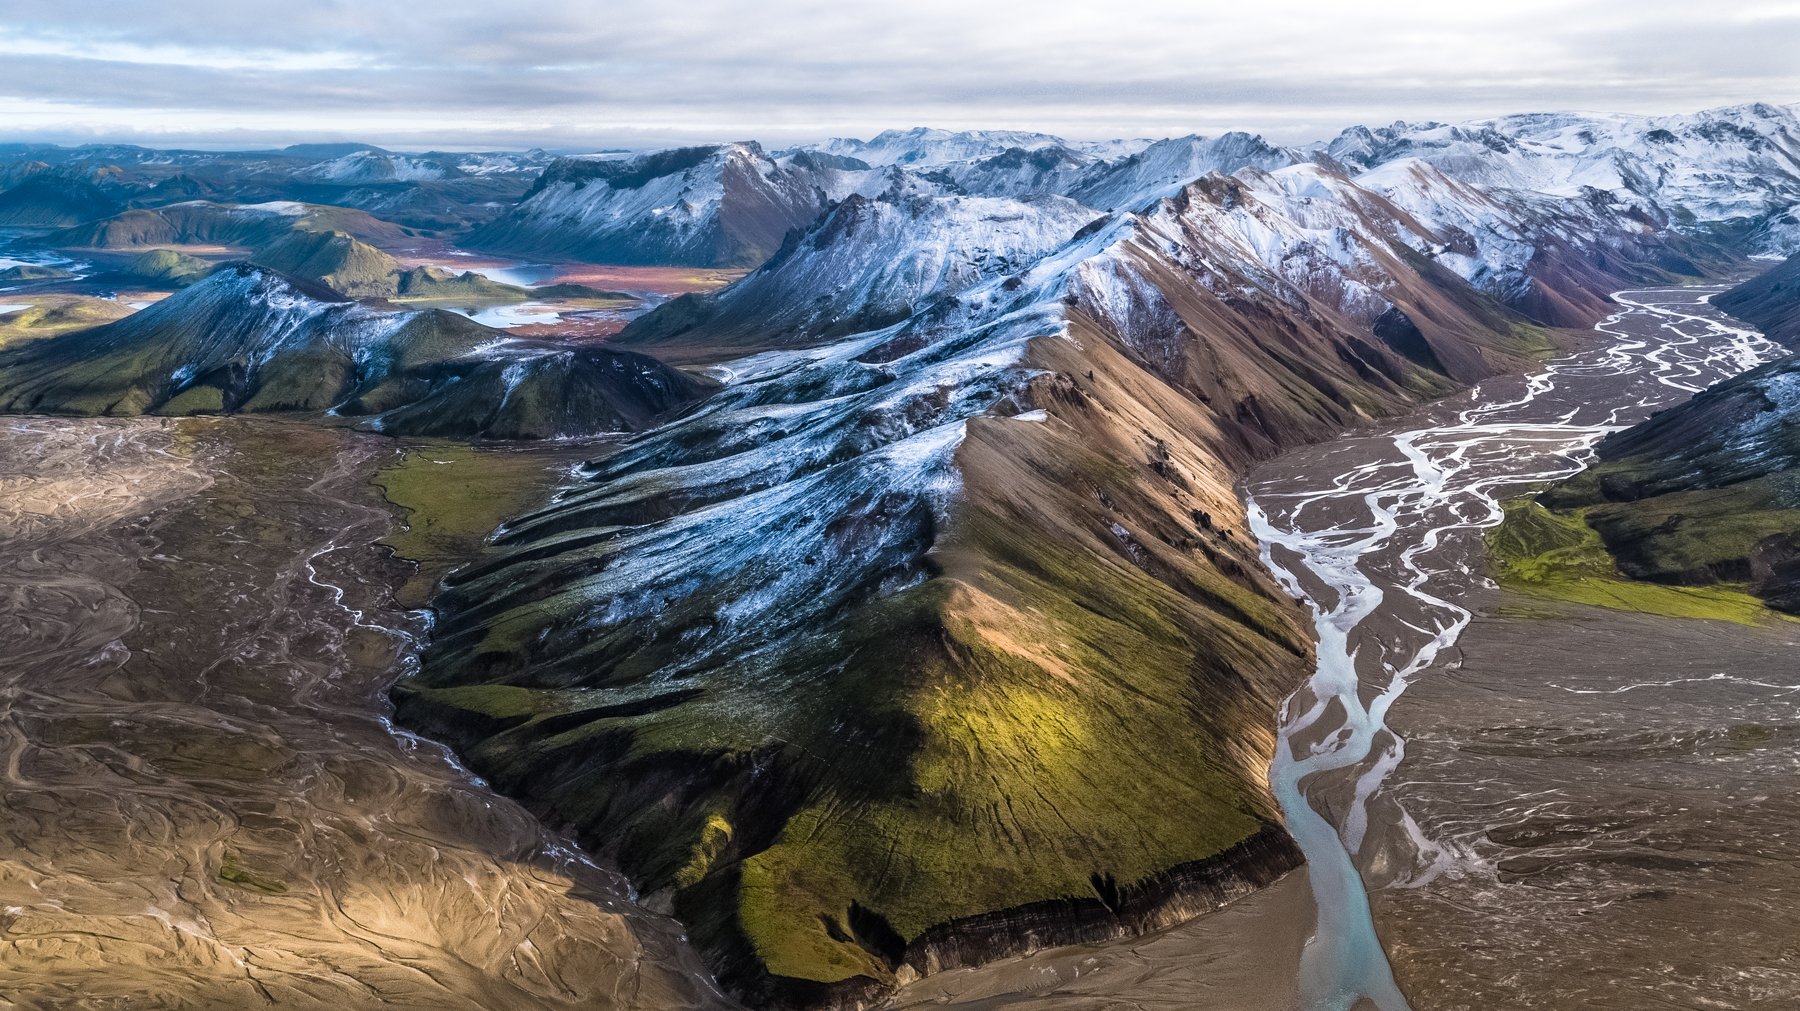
2;0;1797;149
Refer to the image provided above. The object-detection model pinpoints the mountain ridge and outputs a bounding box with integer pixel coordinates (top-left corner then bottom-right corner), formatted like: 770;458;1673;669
0;263;706;438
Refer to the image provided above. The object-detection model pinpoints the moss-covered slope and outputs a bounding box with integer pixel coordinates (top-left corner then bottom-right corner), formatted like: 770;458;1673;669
1501;345;1800;615
0;173;121;227
122;248;214;286
0;297;136;348
396;298;1317;1005
0;263;76;282
39;200;416;251
250;228;535;301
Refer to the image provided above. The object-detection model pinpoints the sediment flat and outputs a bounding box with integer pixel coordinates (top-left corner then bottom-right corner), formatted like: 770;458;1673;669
0;416;731;1009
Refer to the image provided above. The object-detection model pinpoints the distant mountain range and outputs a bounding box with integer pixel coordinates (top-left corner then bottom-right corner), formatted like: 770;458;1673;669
458;103;1800;269
0;142;555;231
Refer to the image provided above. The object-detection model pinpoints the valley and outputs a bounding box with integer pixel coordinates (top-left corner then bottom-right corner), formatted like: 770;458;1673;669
0;102;1798;1009
888;285;1795;1010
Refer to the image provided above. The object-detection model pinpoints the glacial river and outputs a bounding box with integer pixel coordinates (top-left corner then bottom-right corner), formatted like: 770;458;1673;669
900;286;1791;1010
1244;287;1784;1010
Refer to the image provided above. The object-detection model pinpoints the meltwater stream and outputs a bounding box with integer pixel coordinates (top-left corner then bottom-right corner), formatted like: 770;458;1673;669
1243;287;1784;1011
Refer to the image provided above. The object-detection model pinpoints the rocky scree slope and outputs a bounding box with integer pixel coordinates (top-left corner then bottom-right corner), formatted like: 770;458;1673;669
392;151;1703;1007
0;264;706;439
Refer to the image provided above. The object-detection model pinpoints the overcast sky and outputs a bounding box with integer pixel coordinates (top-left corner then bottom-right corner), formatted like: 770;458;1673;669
1;0;1797;151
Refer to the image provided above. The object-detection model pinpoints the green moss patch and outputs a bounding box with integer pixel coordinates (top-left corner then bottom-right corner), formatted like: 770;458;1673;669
372;442;588;606
0;297;136;347
1487;498;1780;625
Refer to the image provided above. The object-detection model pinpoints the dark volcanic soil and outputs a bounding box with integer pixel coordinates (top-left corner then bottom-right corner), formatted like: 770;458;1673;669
1375;599;1800;1010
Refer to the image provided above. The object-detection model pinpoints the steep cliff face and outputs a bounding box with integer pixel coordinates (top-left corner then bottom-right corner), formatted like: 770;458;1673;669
0;265;706;439
391;151;1680;1006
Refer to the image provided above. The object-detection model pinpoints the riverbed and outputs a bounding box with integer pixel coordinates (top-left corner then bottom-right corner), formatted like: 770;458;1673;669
0;417;733;1009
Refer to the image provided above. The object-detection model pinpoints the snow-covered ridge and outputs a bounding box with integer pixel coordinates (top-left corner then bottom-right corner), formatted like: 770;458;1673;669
471;142;856;266
0;264;703;438
467;104;1800;273
626;190;1100;347
298;150;458;183
1327;103;1800;241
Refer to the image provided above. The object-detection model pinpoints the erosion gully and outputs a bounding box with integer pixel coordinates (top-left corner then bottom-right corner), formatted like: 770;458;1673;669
0;287;1789;1010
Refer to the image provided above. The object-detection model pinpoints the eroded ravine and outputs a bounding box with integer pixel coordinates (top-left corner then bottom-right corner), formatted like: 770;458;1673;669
1243;287;1785;1010
0;417;733;1008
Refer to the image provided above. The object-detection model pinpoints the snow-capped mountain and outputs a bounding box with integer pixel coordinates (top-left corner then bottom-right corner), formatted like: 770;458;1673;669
294;148;553;184
1753;203;1800;255
812;127;1071;167
457;105;1800;274
297;149;459;183
469;142;853;266
796;130;1298;209
918;144;1096;199
410;121;1717;1004
1327;103;1800;248
1066;132;1300;210
1;99;1776;1011
622;190;1099;347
